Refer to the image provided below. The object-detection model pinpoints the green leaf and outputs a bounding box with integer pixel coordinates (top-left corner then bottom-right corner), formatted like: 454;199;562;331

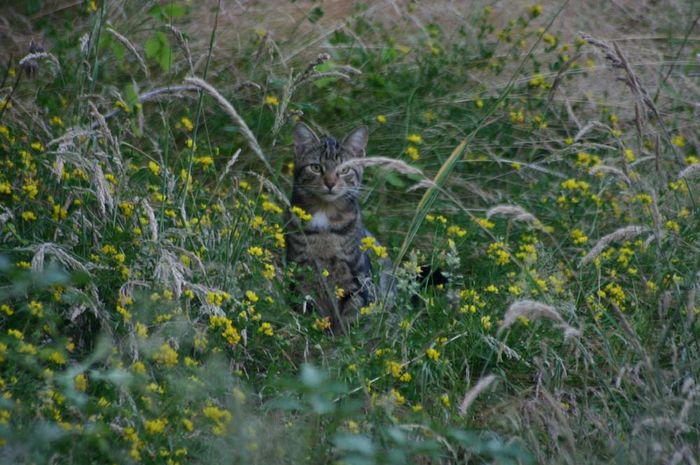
110;41;126;61
385;172;407;189
148;3;188;22
308;6;324;23
315;60;335;72
124;82;139;111
308;393;335;414
300;364;326;388
333;434;376;456
381;47;398;63
147;5;162;20
144;33;161;58
162;4;187;18
144;31;172;72
313;77;337;89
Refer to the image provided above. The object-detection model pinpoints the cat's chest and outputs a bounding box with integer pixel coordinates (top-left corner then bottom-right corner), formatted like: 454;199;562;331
308;211;331;231
289;208;362;261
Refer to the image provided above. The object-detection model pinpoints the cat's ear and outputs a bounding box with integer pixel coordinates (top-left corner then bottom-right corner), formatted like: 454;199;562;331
293;122;319;157
342;125;369;157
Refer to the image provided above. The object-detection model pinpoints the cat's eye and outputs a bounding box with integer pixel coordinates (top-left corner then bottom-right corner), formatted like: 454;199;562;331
308;164;322;174
339;166;351;175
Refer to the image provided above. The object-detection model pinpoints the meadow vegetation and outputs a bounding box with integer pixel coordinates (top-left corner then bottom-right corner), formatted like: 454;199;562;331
0;1;699;463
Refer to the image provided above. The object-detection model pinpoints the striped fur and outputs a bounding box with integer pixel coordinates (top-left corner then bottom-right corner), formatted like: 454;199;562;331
286;122;391;331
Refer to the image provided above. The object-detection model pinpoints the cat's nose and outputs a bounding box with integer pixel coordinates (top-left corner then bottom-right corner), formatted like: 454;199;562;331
323;175;337;191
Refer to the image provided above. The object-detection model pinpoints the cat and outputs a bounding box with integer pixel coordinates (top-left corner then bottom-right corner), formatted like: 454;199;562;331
285;122;393;333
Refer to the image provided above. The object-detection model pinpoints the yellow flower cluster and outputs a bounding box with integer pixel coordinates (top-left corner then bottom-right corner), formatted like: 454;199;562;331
571;228;588;245
290;205;312;222
459;289;486;314
144;418;168;435
153;343;179;367
258;322;274;336
203;404;232;436
385;360;412;382
359;236;388;259
210;316;241;346
312;317;331;331
486;241;510;265
425;347;440;362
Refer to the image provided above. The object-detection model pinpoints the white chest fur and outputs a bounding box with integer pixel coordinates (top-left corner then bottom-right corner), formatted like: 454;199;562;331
308;210;331;230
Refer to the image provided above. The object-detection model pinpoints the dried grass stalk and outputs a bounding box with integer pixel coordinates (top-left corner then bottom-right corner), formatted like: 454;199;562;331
107;28;149;78
246;171;290;207
338;156;426;177
0;207;13;229
215;148;242;186
499;300;581;339
140;199;158;241
92;162;114;216
589;165;632;185
679;163;700;180
89;101;123;174
407;178;437;192
184;77;274;175
580;225;649;266
31;243;90;274
338;157;435;192
459;375;496;416
501;300;564;329
486;204;537;224
154;249;190;298
580;32;680;163
18;51;60;70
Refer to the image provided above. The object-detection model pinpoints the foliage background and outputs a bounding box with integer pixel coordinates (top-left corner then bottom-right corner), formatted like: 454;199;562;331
0;0;699;464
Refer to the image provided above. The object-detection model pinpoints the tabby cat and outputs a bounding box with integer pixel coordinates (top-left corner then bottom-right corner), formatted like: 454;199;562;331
285;122;393;332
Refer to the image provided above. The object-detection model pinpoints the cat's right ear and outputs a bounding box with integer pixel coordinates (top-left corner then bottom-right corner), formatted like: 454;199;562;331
293;122;319;157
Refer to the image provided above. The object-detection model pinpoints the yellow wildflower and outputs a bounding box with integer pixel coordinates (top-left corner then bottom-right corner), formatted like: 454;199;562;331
21;211;37;222
48;351;66;365
28;300;43;317
440;393;450;407
290;205;312;222
180;116;194;131
245;290;259;303
258;322;274;336
426;347;440;362
153;343;178;367
148;161;160;176
247;246;264;257
144;418;168;435
312;317;332;331
405;146;420;161
74;373;88;392
671;135;685;147
407;133;423;144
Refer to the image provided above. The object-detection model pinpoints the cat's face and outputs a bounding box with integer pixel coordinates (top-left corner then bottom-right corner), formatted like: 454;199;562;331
292;123;368;203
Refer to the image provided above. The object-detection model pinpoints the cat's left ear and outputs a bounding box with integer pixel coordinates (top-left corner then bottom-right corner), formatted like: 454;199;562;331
342;125;369;157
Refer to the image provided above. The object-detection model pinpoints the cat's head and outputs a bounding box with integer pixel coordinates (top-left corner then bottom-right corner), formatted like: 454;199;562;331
292;122;368;202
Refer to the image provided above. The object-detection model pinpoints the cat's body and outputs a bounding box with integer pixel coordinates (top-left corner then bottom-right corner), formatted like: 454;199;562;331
285;122;391;332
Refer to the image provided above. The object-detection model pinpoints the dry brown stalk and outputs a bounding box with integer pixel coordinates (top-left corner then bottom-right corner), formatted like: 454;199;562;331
679;163;700;180
458;375;497;416
589;165;631;185
580;225;649;266
184;77;274;175
580;32;682;165
486;205;538;224
106;27;150;78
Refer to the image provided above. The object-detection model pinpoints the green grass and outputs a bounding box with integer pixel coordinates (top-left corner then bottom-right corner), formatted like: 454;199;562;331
0;1;699;464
